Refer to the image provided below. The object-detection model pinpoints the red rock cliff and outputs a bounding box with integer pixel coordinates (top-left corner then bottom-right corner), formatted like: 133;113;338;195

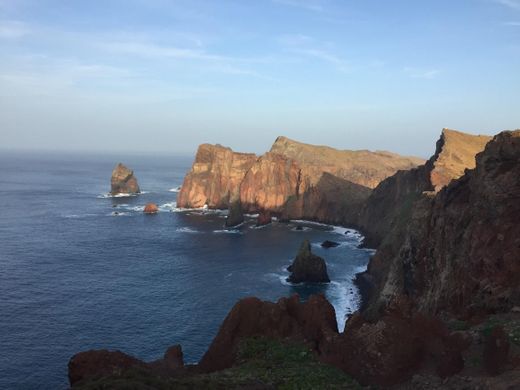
178;137;424;224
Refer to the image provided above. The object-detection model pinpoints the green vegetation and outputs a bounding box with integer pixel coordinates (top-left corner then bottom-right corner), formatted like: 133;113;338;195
75;337;361;390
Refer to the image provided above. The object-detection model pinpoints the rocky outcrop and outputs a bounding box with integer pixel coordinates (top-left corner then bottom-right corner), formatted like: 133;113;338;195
110;163;140;195
256;210;272;226
178;137;424;225
287;239;330;283
68;345;185;387
198;294;337;372
143;203;158;214
176;144;257;209
363;130;520;318
321;240;340;248
225;201;244;228
68;349;145;386
358;128;492;248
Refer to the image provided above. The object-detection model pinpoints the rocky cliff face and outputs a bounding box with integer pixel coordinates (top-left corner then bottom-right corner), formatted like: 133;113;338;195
178;137;423;224
110;163;140;195
358;128;492;248
363;130;520;318
176;144;257;209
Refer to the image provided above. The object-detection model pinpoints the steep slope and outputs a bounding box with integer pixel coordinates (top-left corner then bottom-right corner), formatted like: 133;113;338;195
357;128;492;248
363;130;520;318
176;144;257;209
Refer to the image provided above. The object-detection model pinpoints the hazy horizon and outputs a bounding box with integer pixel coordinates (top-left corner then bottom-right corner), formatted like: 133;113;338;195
1;0;519;157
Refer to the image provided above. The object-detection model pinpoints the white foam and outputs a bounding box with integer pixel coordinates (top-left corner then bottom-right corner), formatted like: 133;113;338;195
244;213;260;218
97;191;148;199
168;186;182;192
175;227;199;233
159;202;177;211
213;229;243;234
291;226;311;232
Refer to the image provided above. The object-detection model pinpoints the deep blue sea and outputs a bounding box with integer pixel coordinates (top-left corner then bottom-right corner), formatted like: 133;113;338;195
0;151;373;389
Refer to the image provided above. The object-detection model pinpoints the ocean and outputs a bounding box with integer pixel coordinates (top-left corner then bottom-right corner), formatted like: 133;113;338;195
0;150;373;389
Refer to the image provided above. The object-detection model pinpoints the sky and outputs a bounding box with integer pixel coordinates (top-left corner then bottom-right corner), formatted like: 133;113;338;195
0;0;519;157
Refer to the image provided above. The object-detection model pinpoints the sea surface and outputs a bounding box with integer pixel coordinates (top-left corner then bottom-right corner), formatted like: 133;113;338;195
0;150;374;389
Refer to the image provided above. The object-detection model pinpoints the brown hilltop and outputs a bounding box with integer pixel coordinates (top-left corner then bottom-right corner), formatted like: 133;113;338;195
270;136;424;189
430;128;492;191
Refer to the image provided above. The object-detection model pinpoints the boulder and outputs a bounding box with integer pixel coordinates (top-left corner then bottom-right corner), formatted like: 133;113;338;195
256;210;272;226
287;239;330;283
144;203;159;214
321;240;340;248
110;163;140;195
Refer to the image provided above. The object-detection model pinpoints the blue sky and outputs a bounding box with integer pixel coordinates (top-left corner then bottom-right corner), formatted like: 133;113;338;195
1;0;519;157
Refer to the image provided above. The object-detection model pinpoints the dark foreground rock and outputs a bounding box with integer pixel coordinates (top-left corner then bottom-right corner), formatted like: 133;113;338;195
256;210;272;226
287;239;330;283
110;163;140;195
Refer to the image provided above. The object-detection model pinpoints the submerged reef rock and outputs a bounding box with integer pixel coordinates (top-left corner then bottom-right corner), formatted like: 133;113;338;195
321;240;340;248
143;203;158;214
110;163;140;195
287;239;330;283
178;136;423;225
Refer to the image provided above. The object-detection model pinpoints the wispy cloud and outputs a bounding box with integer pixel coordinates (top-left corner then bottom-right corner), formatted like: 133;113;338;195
272;0;324;12
493;0;520;11
503;21;520;25
0;20;30;39
278;34;350;72
404;67;440;79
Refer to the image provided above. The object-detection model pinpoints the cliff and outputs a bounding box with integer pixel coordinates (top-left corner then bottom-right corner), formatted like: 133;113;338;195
176;144;257;209
363;130;520;318
178;137;423;224
357;128;492;248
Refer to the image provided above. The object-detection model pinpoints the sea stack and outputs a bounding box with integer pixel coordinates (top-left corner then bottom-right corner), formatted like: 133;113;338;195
225;201;244;228
110;163;140;195
287;239;330;283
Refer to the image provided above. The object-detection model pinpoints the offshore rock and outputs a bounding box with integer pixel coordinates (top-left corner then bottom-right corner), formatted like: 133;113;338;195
225;201;244;228
110;163;140;195
143;203;159;214
321;240;340;248
256;210;272;226
287;239;330;283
